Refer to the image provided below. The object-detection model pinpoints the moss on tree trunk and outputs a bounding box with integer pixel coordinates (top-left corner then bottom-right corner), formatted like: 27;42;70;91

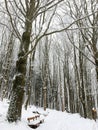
7;75;25;122
7;32;30;122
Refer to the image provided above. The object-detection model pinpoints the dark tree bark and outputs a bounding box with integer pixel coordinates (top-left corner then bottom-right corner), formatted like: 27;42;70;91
7;32;30;122
7;0;35;122
79;42;87;118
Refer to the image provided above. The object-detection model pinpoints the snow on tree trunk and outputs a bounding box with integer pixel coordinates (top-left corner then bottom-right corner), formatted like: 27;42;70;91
7;31;30;122
7;40;28;121
6;0;36;122
1;34;14;100
7;74;25;121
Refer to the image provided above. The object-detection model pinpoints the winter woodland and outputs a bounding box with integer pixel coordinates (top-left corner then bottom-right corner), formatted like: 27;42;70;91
0;0;98;123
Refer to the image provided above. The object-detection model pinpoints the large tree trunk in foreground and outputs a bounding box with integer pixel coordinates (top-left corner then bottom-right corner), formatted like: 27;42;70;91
7;0;35;122
7;32;30;122
7;73;25;121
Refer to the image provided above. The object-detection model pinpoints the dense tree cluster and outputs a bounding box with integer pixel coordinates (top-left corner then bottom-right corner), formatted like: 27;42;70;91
0;0;97;122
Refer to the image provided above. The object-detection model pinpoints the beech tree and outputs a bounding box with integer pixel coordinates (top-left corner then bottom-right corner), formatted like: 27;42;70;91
4;0;64;122
0;33;14;100
64;0;98;117
0;0;97;122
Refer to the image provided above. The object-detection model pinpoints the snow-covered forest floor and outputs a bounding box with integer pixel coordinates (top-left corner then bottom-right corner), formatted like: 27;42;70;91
0;99;98;130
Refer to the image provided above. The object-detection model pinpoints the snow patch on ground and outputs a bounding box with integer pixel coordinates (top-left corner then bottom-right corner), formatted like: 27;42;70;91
0;99;98;130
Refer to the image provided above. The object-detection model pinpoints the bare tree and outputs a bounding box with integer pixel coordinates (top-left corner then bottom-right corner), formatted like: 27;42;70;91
63;0;98;117
1;0;97;122
4;0;64;122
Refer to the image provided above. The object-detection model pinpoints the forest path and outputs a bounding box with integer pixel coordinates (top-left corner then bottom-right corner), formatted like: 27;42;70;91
36;110;98;130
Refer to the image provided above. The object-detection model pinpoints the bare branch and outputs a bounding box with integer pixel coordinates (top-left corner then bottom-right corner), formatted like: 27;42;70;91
13;0;26;17
23;10;98;59
4;0;21;41
45;10;98;35
67;32;96;66
19;0;26;13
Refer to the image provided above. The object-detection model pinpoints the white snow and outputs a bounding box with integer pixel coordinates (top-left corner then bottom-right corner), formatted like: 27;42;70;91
0;99;98;130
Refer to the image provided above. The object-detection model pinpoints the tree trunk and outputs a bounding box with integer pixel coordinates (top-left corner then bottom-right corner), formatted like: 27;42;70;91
0;34;14;100
7;0;36;122
7;73;25;122
79;43;87;118
7;32;30;122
